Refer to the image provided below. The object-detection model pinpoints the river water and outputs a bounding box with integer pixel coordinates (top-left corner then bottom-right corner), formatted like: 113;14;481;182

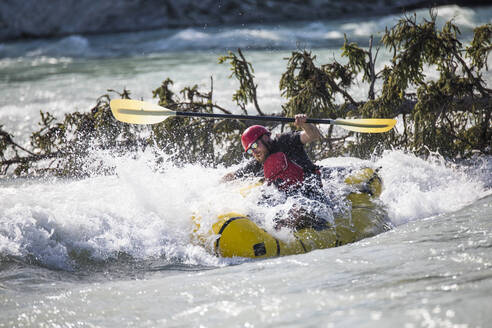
1;5;491;328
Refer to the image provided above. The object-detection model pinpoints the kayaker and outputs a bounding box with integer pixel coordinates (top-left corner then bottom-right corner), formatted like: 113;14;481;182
223;115;332;230
222;114;322;183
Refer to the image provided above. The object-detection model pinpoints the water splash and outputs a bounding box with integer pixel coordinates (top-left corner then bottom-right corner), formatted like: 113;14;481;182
375;150;490;225
1;149;488;270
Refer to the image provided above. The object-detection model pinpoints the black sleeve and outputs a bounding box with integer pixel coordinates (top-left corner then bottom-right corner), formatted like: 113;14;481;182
274;131;319;173
275;132;304;153
234;159;264;179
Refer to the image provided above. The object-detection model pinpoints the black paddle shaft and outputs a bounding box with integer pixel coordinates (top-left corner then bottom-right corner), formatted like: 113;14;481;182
175;111;389;128
175;111;334;125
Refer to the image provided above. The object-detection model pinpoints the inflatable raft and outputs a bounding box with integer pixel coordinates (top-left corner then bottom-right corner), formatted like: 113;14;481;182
193;168;392;258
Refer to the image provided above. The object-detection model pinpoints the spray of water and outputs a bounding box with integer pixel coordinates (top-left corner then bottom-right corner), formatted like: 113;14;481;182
1;146;488;270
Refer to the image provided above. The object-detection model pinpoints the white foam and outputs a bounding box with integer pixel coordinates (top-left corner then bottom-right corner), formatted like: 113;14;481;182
375;150;489;225
26;35;91;58
0;148;489;269
434;5;477;28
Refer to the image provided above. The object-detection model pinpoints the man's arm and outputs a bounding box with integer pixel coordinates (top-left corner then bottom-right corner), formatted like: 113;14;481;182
221;159;263;182
295;114;323;144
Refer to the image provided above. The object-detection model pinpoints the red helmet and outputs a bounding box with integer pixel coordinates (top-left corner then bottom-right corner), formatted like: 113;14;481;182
241;125;270;151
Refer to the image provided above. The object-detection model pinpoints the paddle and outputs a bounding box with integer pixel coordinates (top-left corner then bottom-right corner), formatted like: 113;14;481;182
110;99;396;133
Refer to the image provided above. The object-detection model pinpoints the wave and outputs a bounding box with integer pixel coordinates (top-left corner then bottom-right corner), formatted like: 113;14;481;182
0;5;489;59
375;151;490;225
0;149;489;271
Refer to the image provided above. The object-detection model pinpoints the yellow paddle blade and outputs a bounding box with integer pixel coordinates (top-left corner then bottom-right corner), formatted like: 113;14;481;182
110;99;176;124
239;179;264;197
334;118;397;133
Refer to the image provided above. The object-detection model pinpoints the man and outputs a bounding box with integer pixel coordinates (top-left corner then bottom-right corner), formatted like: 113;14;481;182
223;114;331;230
222;114;323;182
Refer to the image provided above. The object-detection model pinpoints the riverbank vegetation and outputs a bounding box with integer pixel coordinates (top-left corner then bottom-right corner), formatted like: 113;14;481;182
1;11;490;177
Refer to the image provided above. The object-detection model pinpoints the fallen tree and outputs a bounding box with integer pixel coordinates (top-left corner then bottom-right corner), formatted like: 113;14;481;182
1;10;490;177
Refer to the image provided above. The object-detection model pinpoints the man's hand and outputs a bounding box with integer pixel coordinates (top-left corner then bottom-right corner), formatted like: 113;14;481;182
221;172;236;182
294;114;308;128
295;114;323;144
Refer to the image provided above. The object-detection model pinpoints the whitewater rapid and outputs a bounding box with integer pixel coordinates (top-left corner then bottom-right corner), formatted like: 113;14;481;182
1;4;491;327
1;149;489;271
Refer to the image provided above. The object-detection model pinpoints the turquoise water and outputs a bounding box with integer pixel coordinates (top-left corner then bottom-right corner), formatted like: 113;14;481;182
1;5;491;327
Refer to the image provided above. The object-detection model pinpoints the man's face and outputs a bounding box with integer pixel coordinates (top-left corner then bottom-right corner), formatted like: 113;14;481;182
249;136;270;164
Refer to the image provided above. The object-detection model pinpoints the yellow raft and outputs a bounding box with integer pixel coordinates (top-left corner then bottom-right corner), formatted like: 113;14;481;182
193;168;392;258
